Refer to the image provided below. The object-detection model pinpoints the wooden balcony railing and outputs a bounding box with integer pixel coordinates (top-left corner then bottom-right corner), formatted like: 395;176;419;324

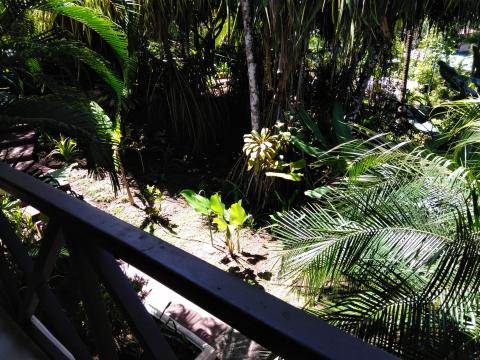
0;162;396;359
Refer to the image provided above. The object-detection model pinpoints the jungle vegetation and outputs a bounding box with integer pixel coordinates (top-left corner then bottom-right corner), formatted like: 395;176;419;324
3;0;480;358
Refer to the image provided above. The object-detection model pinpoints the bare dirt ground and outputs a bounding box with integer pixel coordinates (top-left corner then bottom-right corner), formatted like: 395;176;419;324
68;167;302;307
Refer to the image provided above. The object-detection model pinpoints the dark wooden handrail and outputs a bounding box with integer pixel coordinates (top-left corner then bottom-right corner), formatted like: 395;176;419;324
0;163;396;359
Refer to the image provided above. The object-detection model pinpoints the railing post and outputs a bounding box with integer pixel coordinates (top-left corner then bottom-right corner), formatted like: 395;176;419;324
0;242;21;316
65;228;119;360
87;242;177;360
0;210;91;359
20;219;63;322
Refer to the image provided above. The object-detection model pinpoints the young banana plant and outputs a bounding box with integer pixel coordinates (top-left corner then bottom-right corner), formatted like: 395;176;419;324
181;190;250;254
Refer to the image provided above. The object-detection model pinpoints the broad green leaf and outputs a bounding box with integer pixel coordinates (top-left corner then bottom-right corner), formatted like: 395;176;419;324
25;58;42;80
266;172;303;181
213;217;228;231
291;135;323;157
228;200;248;227
297;107;329;148
214;15;231;47
210;193;225;217
47;163;77;186
305;186;333;199
180;190;211;215
289;159;306;171
332;102;352;143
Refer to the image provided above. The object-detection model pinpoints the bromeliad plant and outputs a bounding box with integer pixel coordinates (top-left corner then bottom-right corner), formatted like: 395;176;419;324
242;105;353;184
243;127;286;174
242;124;305;181
47;135;79;162
180;190;250;254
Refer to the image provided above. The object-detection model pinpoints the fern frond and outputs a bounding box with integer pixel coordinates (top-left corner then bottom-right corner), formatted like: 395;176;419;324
24;41;125;100
42;0;131;73
2;95;118;188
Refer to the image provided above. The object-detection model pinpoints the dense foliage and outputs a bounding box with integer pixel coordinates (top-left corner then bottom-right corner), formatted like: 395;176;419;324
4;0;480;358
273;111;480;357
0;0;132;185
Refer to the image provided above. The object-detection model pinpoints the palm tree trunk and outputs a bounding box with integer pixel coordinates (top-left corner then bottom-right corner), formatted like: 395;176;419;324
472;44;480;92
472;44;480;77
401;29;414;103
240;0;260;131
353;42;379;119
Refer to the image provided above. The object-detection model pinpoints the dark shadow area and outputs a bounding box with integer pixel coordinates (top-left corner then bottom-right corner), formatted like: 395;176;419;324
139;215;177;235
125;147;237;199
227;266;265;290
241;251;267;265
257;272;273;281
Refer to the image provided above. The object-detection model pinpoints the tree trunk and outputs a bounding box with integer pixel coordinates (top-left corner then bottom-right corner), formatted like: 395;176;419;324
401;29;414;103
352;42;379;119
240;0;260;131
472;43;480;75
472;44;480;92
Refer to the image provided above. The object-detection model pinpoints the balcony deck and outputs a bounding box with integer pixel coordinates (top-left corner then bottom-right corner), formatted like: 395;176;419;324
0;308;47;359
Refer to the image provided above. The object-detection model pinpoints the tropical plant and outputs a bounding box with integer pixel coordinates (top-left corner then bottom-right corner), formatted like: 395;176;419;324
242;127;291;174
413;28;456;88
42;0;479;161
235;104;353;213
47;134;79;162
0;195;37;242
430;98;480;176
0;0;131;187
181;190;250;254
114;0;236;149
272;129;480;358
138;184;163;216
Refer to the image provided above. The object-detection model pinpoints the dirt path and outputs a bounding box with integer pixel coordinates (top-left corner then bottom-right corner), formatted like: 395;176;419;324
68;167;305;358
68;168;302;306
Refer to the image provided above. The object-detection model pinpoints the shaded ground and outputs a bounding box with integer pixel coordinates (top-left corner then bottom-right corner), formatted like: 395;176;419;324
67;167;302;305
67;166;304;359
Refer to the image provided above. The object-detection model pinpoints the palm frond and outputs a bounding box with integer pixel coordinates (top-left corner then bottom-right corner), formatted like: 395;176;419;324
3;94;118;188
433;99;480;177
41;0;131;74
314;260;480;359
273;133;480;357
24;41;125;100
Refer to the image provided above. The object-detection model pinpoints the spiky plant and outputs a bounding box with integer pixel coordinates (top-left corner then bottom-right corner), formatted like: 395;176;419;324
47;134;79;162
272;132;480;358
119;0;234;149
